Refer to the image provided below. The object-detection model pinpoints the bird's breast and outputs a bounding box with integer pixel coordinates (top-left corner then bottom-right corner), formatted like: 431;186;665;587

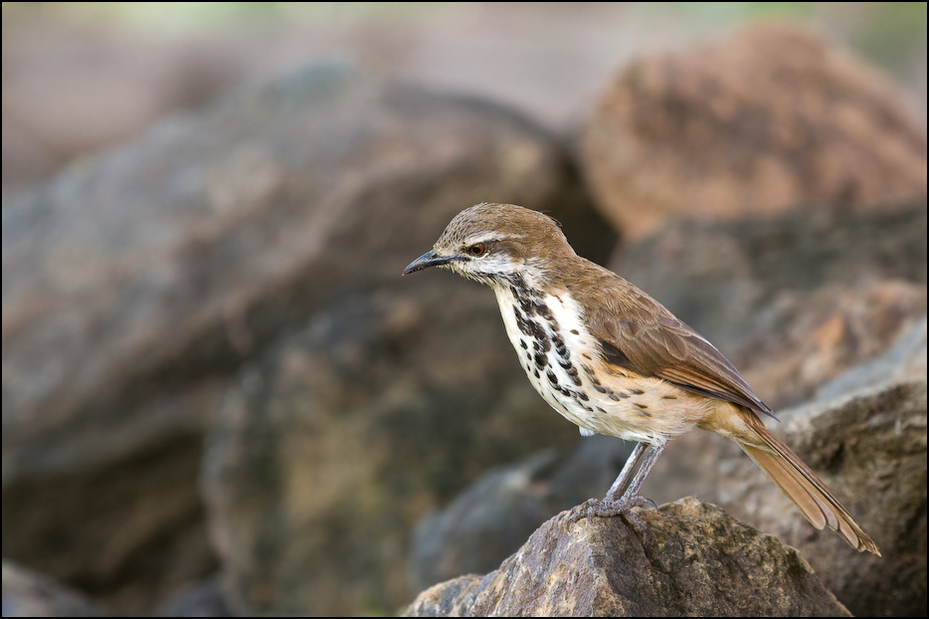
492;282;711;444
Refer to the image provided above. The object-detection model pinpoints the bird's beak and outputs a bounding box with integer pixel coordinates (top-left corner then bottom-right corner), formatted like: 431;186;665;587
403;249;455;275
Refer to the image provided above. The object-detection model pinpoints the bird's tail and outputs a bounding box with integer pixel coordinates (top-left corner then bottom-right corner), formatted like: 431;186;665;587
737;414;880;555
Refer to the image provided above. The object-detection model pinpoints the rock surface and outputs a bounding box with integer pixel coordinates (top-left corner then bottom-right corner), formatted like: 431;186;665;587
403;498;851;617
2;561;104;617
581;23;927;239
718;321;928;618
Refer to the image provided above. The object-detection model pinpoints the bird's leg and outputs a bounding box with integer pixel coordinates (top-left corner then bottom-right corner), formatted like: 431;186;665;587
566;441;665;528
604;441;652;501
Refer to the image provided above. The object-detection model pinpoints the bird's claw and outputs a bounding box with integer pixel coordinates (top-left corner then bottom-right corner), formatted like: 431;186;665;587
562;495;654;544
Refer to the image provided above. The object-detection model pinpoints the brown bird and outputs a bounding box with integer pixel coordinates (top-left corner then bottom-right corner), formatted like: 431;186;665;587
403;202;879;555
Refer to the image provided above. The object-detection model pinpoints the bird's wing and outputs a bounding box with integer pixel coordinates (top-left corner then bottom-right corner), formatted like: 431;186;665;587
583;273;775;420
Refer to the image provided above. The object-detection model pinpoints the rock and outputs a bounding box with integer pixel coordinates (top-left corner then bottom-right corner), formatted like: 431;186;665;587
403;498;850;617
189;67;612;616
2;561;104;617
408;437;634;594
151;575;234;617
611;201;927;407
581;23;927;239
717;321;928;618
202;284;592;616
2;59;612;614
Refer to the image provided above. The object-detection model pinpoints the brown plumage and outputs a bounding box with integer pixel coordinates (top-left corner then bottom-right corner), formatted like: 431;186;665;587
403;202;879;555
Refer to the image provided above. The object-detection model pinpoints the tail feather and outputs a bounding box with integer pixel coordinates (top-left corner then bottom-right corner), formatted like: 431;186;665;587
738;414;880;555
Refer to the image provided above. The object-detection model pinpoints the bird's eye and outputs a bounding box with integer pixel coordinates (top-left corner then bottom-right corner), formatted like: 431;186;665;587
467;243;486;257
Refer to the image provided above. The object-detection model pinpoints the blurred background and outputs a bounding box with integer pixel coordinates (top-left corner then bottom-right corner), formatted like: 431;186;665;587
2;2;927;617
4;2;926;194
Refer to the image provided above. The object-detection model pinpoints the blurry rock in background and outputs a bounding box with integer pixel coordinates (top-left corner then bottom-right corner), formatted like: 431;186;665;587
2;58;612;615
3;3;926;195
2;561;104;618
581;22;927;239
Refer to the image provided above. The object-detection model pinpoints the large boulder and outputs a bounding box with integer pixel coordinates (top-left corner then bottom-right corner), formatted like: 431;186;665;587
580;23;927;239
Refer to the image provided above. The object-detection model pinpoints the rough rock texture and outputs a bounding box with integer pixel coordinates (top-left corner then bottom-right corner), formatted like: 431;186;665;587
2;60;612;614
403;498;850;617
717;322;928;618
2;561;104;617
581;23;927;239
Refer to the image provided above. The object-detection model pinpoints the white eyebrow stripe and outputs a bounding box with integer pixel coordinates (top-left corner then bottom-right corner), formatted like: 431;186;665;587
464;232;525;246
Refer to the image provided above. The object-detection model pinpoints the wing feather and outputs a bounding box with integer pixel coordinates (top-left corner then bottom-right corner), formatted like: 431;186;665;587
574;265;775;420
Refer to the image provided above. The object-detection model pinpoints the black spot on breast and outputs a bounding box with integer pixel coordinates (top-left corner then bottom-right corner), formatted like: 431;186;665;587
662;395;677;400
520;340;528;350
534;352;547;369
570;329;579;335
546;370;558;386
629;388;645;395
552;335;568;358
514;307;547;341
635;403;648;409
535;302;552;320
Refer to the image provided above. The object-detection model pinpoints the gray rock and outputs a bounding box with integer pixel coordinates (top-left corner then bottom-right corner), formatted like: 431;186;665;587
403;498;851;617
151;575;233;617
718;321;928;618
2;561;103;617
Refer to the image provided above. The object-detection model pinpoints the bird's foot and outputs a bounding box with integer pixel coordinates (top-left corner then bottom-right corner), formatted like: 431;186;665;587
563;495;656;543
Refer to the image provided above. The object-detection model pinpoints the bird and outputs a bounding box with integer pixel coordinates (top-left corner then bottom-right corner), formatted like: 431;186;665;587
402;202;880;555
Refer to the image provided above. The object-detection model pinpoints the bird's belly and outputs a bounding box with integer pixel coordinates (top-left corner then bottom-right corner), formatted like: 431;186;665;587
495;285;712;444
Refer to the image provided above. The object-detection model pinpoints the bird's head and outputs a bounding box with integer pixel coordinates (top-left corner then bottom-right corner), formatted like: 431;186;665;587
402;203;574;287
